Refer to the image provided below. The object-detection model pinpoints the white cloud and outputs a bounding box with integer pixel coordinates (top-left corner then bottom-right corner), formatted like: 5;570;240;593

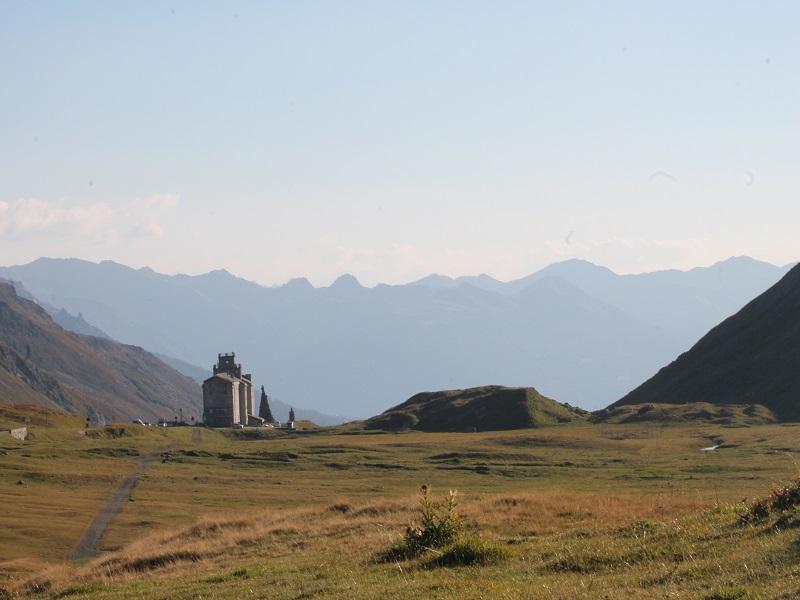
0;201;8;234
122;194;180;239
0;195;179;242
142;194;179;210
8;198;114;237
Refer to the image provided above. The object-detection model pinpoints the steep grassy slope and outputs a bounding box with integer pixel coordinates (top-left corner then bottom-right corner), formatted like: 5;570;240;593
0;283;200;421
612;263;800;420
365;385;585;432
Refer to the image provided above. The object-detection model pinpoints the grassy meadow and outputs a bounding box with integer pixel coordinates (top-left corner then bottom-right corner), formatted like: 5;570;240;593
3;404;800;598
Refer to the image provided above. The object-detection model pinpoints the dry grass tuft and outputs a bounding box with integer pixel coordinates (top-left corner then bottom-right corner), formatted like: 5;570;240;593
739;479;800;529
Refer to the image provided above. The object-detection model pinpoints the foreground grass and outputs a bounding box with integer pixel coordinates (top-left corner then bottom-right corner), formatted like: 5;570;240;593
3;405;800;597
11;489;800;599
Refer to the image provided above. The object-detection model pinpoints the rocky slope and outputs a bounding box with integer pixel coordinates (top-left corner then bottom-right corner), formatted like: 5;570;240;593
0;283;200;422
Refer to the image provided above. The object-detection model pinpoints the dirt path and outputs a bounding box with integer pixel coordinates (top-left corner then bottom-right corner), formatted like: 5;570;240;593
71;450;162;561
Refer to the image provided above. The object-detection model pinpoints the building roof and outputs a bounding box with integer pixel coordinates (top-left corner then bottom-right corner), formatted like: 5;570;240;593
203;372;237;384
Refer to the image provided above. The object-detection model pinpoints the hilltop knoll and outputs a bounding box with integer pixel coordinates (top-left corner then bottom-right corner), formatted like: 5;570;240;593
365;385;586;432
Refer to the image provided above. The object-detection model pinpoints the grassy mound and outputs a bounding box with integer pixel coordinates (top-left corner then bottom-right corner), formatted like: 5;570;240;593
365;386;586;432
592;402;778;425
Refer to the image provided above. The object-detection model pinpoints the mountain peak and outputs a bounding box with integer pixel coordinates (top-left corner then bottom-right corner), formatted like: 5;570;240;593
283;277;315;292
410;274;455;288
329;274;363;289
542;258;615;275
708;256;775;270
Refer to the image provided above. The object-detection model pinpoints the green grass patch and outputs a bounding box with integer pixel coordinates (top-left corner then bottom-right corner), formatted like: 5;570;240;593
424;536;510;568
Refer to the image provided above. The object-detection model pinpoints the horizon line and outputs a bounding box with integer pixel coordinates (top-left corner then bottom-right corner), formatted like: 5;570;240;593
2;254;794;291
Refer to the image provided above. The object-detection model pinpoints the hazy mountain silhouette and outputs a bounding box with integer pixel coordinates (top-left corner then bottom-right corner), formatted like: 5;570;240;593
49;308;110;339
0;256;789;416
414;257;792;338
1;277;110;339
0;282;200;422
610;264;800;420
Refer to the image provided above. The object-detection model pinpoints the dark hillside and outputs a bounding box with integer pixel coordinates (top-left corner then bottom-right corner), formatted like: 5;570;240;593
611;264;800;421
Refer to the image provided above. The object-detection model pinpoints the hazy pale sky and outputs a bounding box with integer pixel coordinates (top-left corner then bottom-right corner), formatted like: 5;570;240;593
1;1;798;286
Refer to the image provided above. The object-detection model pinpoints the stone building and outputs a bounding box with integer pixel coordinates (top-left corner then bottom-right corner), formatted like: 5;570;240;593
202;353;264;427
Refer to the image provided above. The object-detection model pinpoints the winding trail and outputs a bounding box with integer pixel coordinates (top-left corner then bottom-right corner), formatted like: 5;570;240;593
71;450;162;561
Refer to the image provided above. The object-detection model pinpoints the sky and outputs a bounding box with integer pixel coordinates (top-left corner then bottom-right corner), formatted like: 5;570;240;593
1;1;798;286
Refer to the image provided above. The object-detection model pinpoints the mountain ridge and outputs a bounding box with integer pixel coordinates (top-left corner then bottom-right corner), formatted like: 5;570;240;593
610;264;800;420
0;256;791;416
0;282;201;422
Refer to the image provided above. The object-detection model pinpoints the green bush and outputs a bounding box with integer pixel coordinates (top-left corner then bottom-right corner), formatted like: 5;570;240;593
404;485;460;553
375;485;461;562
377;485;510;568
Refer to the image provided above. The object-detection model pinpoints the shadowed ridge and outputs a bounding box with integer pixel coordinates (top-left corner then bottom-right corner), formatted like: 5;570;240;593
610;263;800;421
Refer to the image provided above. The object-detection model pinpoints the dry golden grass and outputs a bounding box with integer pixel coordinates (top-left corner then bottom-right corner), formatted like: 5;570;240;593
14;489;709;598
5;408;800;598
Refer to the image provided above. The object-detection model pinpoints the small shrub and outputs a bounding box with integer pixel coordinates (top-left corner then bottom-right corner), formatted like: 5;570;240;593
403;485;461;554
425;536;510;568
375;485;461;562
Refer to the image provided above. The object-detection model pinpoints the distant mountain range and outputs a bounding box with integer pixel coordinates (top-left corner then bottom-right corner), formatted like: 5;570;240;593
0;282;200;422
0;256;792;416
611;263;800;420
